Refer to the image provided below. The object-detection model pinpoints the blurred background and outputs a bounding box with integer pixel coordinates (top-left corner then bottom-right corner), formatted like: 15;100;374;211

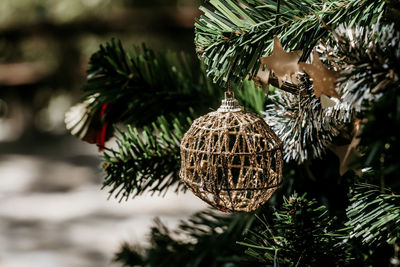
0;1;207;266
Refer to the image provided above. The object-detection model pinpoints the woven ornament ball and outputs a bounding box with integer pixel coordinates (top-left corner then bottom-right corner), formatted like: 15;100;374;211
180;93;283;212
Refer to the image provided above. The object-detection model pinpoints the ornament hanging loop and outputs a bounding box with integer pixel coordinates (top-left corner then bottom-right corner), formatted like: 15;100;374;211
275;0;281;28
227;80;232;95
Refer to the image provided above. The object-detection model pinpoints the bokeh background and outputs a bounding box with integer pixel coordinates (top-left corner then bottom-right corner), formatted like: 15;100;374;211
0;1;208;266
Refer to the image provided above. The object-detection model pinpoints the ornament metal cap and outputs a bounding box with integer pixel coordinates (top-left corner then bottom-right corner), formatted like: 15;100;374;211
217;92;243;112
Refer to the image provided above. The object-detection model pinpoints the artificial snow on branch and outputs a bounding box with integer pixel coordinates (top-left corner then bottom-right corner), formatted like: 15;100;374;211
323;23;400;112
263;75;354;163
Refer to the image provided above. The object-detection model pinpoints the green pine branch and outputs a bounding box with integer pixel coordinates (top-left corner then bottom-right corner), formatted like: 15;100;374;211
102;115;191;200
195;0;385;84
82;39;219;126
347;184;400;246
238;193;351;265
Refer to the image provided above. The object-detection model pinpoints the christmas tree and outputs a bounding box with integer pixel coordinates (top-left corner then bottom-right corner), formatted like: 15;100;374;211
66;0;400;265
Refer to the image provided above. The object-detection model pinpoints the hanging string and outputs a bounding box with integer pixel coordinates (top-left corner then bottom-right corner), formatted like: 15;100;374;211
275;0;281;28
227;80;232;95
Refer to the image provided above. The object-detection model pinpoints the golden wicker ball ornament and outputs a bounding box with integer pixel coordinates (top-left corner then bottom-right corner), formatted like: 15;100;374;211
179;92;283;212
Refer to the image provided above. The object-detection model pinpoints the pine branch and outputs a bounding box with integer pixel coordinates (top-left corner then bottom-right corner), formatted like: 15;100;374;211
323;23;400;112
347;184;400;246
82;39;220;127
102;115;191;200
263;75;354;163
238;193;351;265
114;210;258;267
195;0;385;84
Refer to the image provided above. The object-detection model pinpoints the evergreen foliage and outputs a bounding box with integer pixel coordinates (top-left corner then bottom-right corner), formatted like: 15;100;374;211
239;193;351;266
263;76;354;163
82;39;219;127
326;23;400;112
102;116;191;200
195;0;385;84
